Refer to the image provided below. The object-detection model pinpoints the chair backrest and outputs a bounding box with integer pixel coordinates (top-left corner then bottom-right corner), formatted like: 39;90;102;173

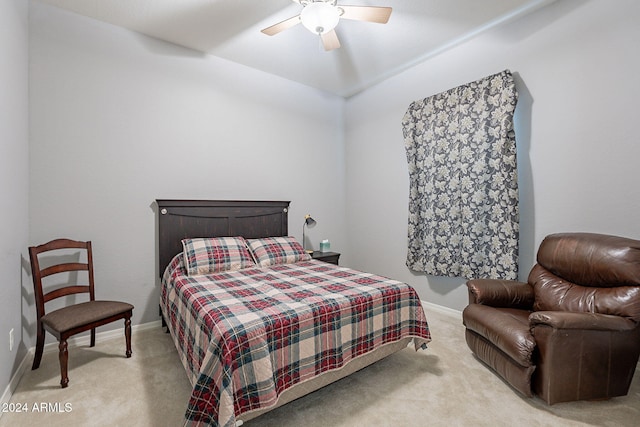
528;233;640;321
29;238;95;320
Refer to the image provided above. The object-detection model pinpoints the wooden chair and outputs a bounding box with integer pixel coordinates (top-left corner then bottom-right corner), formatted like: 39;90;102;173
29;238;133;388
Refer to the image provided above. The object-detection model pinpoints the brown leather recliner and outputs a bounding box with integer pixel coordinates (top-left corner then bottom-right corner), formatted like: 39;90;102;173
462;232;640;404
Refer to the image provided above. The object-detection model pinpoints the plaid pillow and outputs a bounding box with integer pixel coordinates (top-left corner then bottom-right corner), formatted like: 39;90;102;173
182;237;255;276
247;236;311;267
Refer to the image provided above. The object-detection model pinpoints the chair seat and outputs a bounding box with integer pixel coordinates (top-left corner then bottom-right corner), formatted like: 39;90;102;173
42;300;133;334
463;304;535;367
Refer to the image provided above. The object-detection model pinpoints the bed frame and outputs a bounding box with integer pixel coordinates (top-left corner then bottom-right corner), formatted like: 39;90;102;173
155;199;412;424
156;199;290;278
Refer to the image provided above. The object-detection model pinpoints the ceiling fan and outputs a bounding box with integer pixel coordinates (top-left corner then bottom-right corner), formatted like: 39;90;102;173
261;0;392;51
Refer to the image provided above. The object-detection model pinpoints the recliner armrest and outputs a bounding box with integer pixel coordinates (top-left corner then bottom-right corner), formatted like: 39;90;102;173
530;311;638;331
466;279;534;308
530;309;640;405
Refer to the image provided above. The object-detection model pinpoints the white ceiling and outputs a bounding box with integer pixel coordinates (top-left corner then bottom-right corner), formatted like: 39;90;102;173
35;0;557;97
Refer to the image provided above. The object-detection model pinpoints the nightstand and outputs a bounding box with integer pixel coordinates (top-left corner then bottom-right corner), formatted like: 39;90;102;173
311;251;341;265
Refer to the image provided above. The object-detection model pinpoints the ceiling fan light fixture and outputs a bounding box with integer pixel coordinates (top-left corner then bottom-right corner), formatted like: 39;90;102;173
300;2;340;35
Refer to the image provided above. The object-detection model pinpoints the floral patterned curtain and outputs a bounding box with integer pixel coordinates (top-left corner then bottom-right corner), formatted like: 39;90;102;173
402;70;519;280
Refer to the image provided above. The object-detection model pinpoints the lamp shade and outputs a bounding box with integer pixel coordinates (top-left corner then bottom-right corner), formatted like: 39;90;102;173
300;2;340;35
304;214;317;227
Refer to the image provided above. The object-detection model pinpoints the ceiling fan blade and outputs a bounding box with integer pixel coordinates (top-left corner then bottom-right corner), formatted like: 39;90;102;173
321;29;341;51
261;15;301;36
339;6;392;24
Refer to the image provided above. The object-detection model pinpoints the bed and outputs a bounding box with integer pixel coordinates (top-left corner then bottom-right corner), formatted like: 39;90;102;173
156;200;431;427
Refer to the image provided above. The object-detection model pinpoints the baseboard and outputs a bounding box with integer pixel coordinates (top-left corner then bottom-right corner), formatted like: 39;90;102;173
422;300;462;319
0;347;32;413
0;320;162;419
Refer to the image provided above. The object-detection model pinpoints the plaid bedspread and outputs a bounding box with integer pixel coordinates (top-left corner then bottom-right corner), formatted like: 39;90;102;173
161;255;431;427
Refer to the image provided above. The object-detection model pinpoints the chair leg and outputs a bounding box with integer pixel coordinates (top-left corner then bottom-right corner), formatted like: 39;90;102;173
32;324;45;370
90;328;96;347
58;340;69;388
125;316;132;358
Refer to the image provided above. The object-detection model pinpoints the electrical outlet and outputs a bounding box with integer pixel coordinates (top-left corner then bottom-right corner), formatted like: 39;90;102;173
9;329;14;352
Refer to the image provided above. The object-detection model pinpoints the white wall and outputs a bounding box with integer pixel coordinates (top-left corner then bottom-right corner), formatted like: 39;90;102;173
28;2;346;343
0;0;29;398
344;0;640;311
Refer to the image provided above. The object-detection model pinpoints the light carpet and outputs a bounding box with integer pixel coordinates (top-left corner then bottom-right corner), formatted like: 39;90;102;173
1;307;638;427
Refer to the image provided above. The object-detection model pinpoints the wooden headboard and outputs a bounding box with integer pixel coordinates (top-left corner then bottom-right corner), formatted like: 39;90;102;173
156;200;290;277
